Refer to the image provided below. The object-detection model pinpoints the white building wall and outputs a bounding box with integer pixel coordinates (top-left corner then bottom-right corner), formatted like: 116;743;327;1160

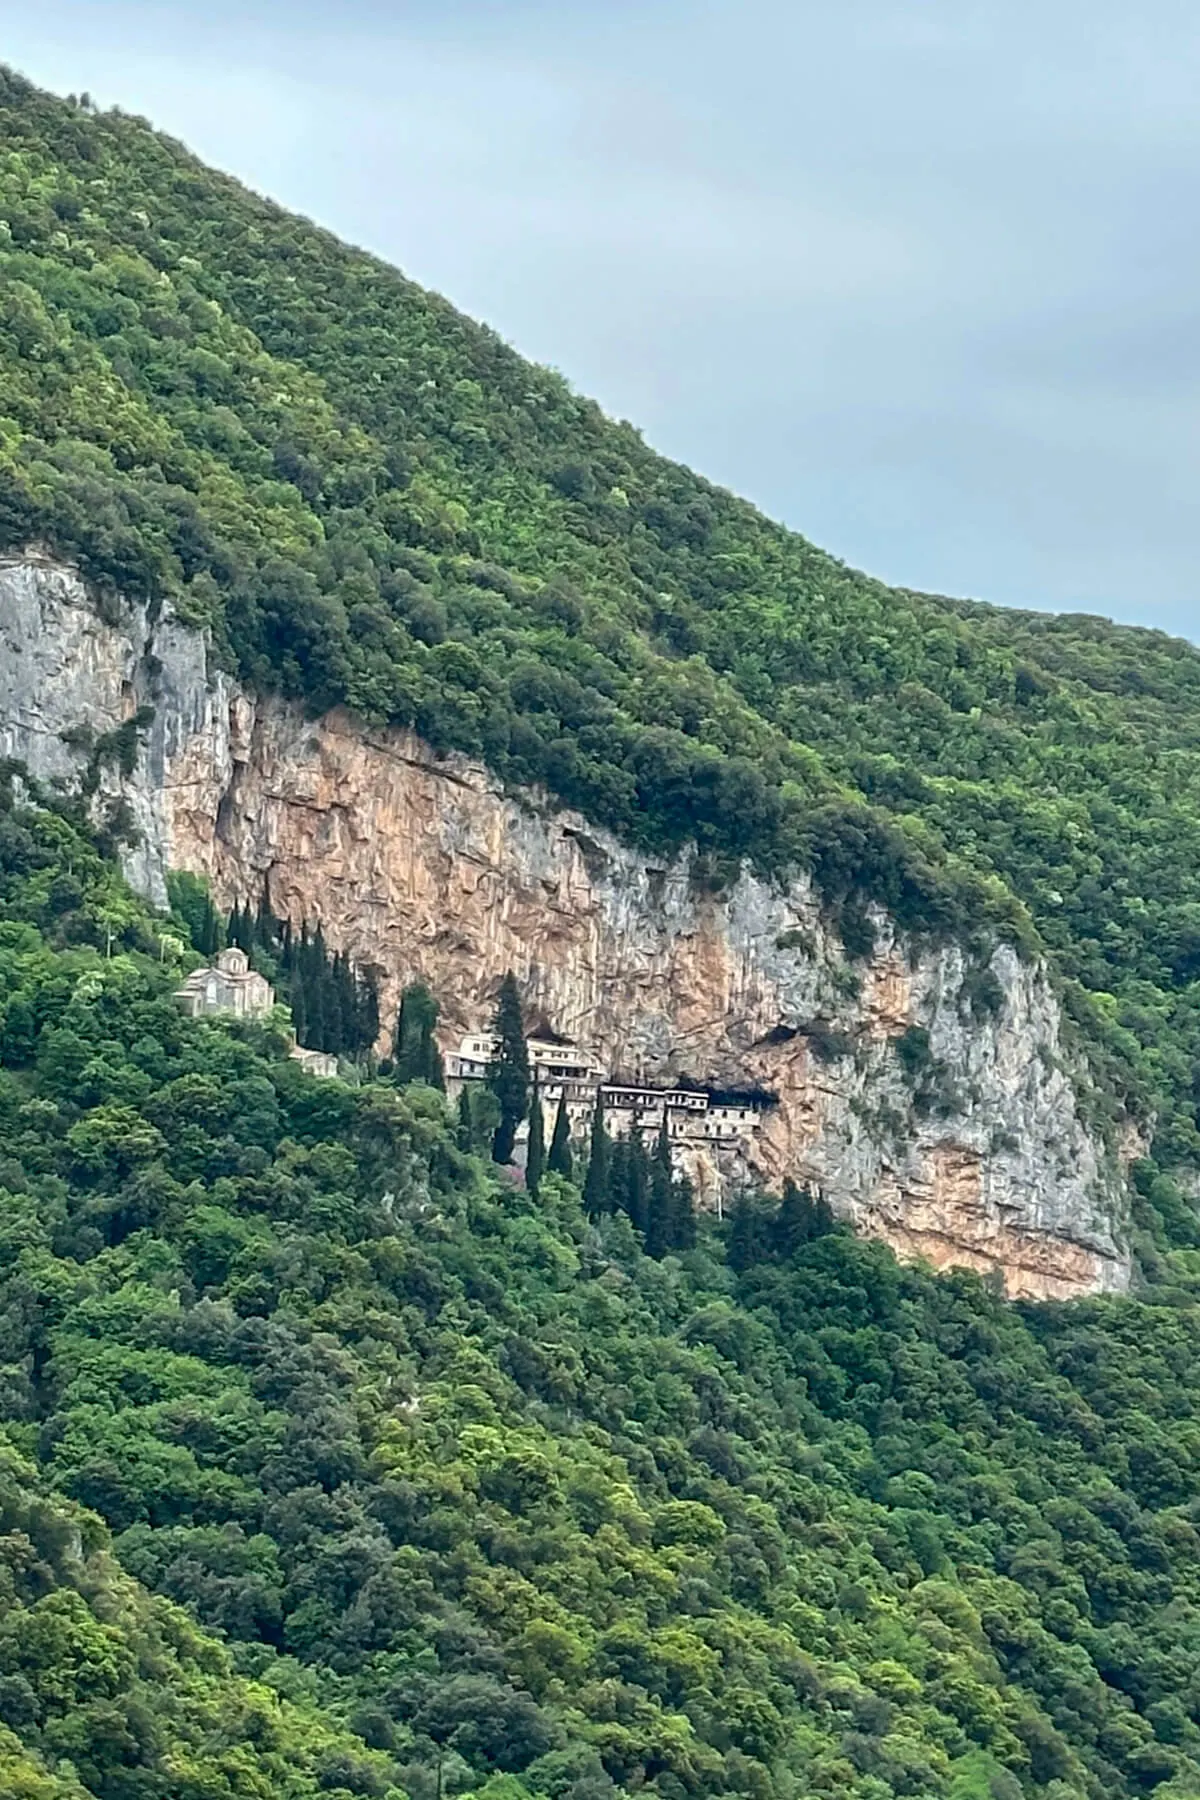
444;1030;768;1178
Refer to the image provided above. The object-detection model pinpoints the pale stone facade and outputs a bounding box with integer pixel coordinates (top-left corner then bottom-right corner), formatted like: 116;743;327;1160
175;947;274;1020
446;1029;770;1170
289;1044;339;1079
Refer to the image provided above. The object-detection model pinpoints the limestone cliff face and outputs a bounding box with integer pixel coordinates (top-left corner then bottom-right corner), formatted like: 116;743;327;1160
0;555;1131;1299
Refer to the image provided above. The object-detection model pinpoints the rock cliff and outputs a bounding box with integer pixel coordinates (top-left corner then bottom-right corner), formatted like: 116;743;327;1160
0;554;1131;1299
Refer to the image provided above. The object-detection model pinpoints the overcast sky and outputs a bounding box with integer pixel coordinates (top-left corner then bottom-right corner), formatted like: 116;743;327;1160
6;0;1200;636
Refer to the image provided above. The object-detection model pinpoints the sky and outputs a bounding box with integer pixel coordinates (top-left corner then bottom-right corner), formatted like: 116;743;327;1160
5;0;1200;637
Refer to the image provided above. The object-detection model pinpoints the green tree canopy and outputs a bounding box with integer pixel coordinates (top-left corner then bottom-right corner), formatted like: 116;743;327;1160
393;981;445;1088
489;972;530;1164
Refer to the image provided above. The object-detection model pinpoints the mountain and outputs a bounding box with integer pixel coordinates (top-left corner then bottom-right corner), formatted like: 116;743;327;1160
5;63;1200;1800
3;66;1200;1174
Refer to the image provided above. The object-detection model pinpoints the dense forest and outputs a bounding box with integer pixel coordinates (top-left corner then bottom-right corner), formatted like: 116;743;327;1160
4;68;1200;1165
2;780;1200;1800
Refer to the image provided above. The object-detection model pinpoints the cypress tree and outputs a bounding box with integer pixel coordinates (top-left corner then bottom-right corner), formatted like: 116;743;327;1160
645;1118;673;1259
458;1084;499;1155
311;923;330;1047
608;1136;630;1222
291;971;308;1048
488;971;530;1163
326;950;351;1056
305;953;327;1051
391;991;407;1067
337;953;357;1050
582;1099;612;1219
198;891;220;959
355;971;381;1059
457;1086;476;1153
669;1172;697;1252
235;901;254;950
255;889;276;953
327;951;345;1054
317;965;336;1053
394;984;442;1085
548;1094;572;1179
727;1193;765;1273
526;1088;546;1197
292;925;313;1046
770;1173;834;1260
774;1178;814;1259
625;1131;650;1236
291;925;310;1045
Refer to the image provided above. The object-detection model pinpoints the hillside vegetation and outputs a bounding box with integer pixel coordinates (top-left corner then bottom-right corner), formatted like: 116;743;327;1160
3;70;1200;1161
10;67;1200;1800
2;785;1200;1800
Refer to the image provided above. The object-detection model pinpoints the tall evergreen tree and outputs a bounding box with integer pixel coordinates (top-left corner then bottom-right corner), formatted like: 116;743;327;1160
489;971;530;1164
607;1137;630;1223
286;927;373;1058
394;984;443;1086
811;1188;836;1239
297;925;326;1051
355;970;381;1059
255;889;276;953
338;954;357;1044
227;902;252;952
582;1099;612;1219
457;1083;499;1155
324;951;346;1055
773;1178;814;1259
169;873;223;959
727;1192;767;1273
645;1118;673;1259
526;1088;546;1197
311;923;328;1027
307;978;327;1052
625;1131;650;1236
669;1172;697;1252
547;1094;572;1179
456;1086;475;1153
201;894;221;959
291;975;308;1049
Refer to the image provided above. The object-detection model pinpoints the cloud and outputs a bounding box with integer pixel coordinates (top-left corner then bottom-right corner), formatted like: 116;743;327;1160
7;0;1200;634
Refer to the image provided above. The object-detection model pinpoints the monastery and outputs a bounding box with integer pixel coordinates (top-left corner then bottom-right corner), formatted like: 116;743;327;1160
446;1029;772;1168
172;954;773;1151
174;946;273;1020
174;947;338;1077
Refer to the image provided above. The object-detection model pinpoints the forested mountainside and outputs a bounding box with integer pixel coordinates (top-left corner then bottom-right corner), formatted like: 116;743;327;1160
11;62;1200;1800
4;68;1200;1165
2;786;1200;1800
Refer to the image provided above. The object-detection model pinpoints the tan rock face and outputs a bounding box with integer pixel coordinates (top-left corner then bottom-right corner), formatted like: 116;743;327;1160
0;558;1131;1299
